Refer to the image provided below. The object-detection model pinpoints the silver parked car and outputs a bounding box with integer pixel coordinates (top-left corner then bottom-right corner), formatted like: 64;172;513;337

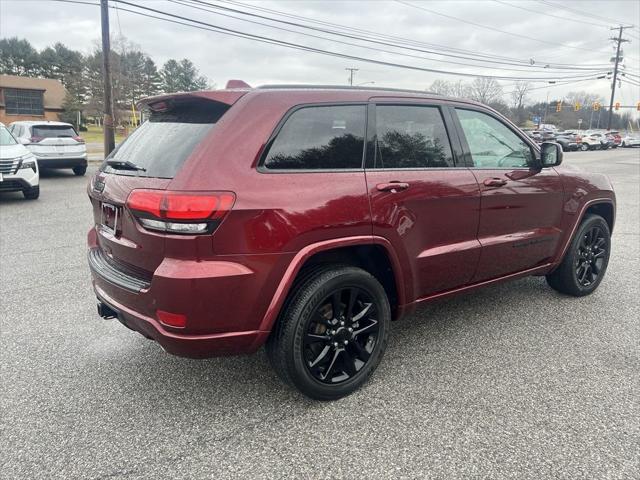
8;121;87;176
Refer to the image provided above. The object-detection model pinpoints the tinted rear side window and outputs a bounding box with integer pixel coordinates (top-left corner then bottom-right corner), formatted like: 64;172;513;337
103;99;229;178
263;105;366;170
374;105;453;169
32;125;77;138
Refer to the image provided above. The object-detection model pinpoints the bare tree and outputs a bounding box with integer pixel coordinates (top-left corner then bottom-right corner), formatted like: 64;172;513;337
510;81;531;110
510;81;531;125
469;77;503;104
450;80;471;98
429;79;452;96
565;90;603;108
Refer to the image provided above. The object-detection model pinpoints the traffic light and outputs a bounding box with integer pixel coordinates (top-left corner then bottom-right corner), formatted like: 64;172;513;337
574;102;581;111
593;102;600;111
556;101;562;112
615;102;621;111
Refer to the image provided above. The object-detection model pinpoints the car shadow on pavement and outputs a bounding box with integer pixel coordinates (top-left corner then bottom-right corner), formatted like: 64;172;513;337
99;275;560;408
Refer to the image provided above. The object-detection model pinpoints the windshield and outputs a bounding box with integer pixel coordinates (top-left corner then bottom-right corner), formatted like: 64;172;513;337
32;125;77;138
0;126;18;146
102;99;229;178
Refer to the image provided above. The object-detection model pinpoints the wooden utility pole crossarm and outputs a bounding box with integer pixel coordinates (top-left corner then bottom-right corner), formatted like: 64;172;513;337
101;0;116;156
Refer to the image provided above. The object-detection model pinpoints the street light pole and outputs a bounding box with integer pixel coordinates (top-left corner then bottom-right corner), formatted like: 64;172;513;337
101;0;116;156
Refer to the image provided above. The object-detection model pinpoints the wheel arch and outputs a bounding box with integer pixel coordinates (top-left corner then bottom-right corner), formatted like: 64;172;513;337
258;236;406;332
554;198;615;267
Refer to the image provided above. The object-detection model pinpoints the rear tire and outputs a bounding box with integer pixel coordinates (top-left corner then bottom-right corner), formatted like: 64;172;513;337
546;214;611;296
266;265;390;400
580;143;589;151
23;185;40;200
73;165;87;176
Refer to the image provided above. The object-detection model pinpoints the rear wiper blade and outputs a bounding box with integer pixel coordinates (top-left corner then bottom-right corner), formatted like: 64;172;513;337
106;159;146;171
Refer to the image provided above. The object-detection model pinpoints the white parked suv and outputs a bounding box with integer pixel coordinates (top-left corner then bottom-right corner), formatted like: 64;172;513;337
0;122;39;199
8;121;87;176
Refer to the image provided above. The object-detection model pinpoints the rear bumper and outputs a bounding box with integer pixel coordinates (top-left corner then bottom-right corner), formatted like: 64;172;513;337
94;285;270;358
35;156;87;168
87;227;291;358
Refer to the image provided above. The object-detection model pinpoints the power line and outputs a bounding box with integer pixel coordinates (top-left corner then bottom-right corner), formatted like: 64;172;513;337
184;0;608;72
108;0;607;82
219;0;613;69
493;0;610;29
535;0;638;31
395;0;602;53
173;0;608;74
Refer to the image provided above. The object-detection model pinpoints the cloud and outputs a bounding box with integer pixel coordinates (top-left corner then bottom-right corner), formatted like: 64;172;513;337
1;0;639;103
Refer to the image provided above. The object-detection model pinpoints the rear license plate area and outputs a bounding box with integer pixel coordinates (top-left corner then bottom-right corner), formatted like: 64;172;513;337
101;203;121;236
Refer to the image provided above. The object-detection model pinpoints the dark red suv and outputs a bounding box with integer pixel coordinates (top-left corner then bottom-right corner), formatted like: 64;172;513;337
88;85;615;400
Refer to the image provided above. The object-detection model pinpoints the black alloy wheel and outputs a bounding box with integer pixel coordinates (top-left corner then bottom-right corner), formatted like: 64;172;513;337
575;225;607;287
303;287;379;384
546;214;611;296
267;265;390;400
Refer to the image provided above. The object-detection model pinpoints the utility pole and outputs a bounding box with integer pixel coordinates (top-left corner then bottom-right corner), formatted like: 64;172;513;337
101;0;115;156
607;25;631;131
345;67;359;86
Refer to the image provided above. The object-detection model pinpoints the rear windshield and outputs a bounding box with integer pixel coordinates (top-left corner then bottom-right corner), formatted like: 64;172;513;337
102;99;229;178
32;125;77;138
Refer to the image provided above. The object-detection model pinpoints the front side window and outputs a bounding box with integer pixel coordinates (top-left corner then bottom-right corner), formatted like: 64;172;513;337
4;88;44;116
263;105;366;170
456;109;533;168
374;105;454;169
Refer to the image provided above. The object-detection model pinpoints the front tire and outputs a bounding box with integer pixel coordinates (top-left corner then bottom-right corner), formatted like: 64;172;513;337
580;143;589;151
73;165;87;176
23;185;40;200
267;265;390;400
546;214;611;296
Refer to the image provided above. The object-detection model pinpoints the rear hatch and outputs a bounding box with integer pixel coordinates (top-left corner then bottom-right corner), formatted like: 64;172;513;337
28;124;86;158
89;92;244;277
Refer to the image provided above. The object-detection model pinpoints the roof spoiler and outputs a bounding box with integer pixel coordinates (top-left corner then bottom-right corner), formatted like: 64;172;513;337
137;90;248;111
225;79;252;89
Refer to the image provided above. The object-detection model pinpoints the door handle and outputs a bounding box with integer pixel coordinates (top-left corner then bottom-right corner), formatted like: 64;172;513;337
376;182;410;193
483;177;507;187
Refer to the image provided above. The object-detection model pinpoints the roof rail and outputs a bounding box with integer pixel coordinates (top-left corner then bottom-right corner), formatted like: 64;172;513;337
256;84;439;95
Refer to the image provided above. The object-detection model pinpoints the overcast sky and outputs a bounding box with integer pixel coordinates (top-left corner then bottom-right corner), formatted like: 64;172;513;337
2;0;639;107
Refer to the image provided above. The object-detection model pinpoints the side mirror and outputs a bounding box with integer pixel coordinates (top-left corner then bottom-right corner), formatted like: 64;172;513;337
540;141;563;167
18;137;30;145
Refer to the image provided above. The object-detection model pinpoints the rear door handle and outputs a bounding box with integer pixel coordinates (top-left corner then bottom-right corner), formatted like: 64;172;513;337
376;182;409;193
483;178;507;187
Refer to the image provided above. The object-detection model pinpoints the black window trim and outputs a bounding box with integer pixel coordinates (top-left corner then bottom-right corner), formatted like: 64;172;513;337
451;105;541;170
257;101;369;174
366;102;464;171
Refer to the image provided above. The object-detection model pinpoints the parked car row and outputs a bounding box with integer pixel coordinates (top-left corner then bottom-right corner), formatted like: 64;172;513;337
523;128;640;152
0;121;87;200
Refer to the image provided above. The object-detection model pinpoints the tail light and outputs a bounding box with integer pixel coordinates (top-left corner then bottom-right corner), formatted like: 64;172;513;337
73;136;85;144
156;310;187;328
29;136;44;143
126;189;235;234
576;136;582;143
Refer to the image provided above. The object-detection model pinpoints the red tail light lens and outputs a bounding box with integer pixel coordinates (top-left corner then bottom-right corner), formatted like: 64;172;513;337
73;136;85;144
156;310;187;328
29;136;44;143
126;189;235;234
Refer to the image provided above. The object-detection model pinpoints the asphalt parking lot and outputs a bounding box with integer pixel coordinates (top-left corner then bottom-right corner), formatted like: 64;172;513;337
1;148;638;479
